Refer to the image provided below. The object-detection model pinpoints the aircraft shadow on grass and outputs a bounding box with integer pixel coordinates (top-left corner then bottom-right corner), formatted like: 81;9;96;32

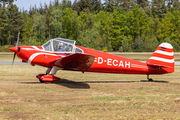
140;80;169;83
53;79;90;89
19;79;90;89
19;79;169;89
84;80;169;83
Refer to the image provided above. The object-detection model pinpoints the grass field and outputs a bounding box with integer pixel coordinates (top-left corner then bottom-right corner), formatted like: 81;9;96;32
0;52;180;119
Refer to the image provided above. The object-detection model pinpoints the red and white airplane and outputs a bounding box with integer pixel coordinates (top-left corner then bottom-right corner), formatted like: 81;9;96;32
9;38;174;82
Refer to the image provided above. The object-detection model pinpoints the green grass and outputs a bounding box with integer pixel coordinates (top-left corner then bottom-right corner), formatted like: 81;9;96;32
0;53;21;61
0;52;180;119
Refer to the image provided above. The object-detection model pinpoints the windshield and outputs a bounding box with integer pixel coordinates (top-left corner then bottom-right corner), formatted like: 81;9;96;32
43;41;52;51
42;38;83;54
53;40;73;53
54;38;75;45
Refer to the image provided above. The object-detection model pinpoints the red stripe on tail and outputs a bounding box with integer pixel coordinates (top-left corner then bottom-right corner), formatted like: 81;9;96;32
146;43;174;73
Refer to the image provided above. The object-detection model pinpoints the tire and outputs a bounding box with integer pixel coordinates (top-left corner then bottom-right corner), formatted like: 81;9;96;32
39;79;44;83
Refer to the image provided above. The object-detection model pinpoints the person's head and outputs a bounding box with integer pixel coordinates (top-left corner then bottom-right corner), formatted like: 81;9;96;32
59;42;63;48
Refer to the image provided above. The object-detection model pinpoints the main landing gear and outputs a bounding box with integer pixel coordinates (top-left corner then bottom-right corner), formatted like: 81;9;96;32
36;66;61;83
36;74;60;83
147;75;153;82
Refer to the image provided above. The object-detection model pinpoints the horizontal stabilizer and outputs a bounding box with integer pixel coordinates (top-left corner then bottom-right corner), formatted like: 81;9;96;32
54;53;95;71
147;63;170;68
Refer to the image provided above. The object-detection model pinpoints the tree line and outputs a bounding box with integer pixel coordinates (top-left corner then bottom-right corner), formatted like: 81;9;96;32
0;0;180;52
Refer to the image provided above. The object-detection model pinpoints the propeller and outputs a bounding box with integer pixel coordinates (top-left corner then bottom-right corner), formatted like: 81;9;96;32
12;31;20;65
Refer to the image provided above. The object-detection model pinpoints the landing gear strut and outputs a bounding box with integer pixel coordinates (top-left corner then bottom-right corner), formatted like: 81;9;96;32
147;75;153;82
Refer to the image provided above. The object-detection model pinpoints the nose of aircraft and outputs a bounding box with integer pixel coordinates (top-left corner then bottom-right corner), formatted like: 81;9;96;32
9;47;18;53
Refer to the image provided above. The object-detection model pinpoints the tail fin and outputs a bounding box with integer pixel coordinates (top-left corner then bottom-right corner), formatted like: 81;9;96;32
146;43;174;73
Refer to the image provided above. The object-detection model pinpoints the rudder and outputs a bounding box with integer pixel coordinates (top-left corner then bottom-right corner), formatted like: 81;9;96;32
146;43;174;73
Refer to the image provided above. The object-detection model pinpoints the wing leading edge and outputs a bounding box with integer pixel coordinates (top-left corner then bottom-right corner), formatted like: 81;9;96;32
54;53;95;71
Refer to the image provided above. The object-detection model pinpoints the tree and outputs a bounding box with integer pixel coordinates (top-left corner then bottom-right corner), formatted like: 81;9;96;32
103;0;114;12
78;22;102;49
0;0;11;45
76;9;96;47
110;8;128;50
157;10;180;45
153;15;160;37
22;11;28;23
62;0;72;9
28;6;37;18
135;0;149;9
115;0;135;12
157;12;174;42
45;5;52;39
172;0;180;10
127;5;151;40
7;3;24;45
50;4;63;38
75;0;91;14
151;0;167;18
62;8;74;39
0;2;8;45
21;17;34;44
95;11;113;51
53;0;60;7
78;9;92;37
73;0;102;14
0;0;15;7
30;12;46;45
71;10;80;40
121;37;130;52
90;0;102;13
39;2;45;15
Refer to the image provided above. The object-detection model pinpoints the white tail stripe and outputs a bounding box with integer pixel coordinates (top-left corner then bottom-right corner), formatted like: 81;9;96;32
149;57;174;63
155;50;174;56
159;43;173;49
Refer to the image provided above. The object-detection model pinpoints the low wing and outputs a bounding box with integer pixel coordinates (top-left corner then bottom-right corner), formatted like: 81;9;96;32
54;53;95;71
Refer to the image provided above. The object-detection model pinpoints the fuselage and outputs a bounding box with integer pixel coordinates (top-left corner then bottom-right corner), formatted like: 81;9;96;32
11;45;169;75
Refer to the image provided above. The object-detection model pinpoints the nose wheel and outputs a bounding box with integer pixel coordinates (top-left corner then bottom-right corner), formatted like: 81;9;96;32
147;75;153;82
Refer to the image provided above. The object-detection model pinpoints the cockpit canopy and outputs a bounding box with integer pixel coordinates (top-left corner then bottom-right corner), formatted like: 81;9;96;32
42;38;83;53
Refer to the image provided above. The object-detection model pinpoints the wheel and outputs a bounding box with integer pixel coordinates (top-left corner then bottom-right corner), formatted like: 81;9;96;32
39;79;44;83
148;78;153;82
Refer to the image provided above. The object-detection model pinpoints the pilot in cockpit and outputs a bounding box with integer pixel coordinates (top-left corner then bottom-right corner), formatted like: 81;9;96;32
57;42;66;52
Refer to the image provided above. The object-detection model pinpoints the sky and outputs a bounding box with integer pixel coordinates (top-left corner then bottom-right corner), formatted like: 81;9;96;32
14;0;75;11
